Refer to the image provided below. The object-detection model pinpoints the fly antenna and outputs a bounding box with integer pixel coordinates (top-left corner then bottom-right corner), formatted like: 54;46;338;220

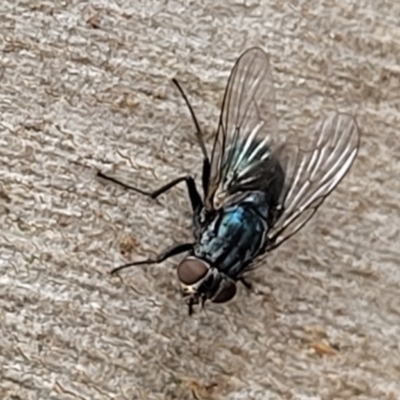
172;78;209;162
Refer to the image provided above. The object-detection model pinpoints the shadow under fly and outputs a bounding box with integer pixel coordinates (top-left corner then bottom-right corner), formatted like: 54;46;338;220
98;47;360;316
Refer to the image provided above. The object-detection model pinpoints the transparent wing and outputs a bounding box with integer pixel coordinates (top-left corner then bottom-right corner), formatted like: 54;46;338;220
265;112;360;250
205;47;360;253
206;47;278;209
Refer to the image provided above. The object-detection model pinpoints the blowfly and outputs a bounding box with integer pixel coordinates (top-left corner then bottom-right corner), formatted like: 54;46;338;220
98;47;360;315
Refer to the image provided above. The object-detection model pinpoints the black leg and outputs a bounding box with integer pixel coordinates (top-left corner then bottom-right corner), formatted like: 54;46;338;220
239;277;252;290
172;79;208;162
97;171;203;213
171;79;211;199
202;159;210;200
111;242;193;275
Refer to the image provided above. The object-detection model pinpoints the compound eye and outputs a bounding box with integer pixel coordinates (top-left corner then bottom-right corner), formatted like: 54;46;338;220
177;258;208;285
212;281;237;304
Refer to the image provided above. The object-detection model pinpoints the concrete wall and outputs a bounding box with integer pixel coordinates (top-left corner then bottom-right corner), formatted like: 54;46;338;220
1;1;399;399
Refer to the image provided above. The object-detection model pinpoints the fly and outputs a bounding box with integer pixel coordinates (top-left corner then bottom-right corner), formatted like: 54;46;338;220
98;47;360;315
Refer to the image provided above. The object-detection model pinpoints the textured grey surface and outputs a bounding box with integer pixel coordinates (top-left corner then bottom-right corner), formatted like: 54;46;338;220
1;1;400;399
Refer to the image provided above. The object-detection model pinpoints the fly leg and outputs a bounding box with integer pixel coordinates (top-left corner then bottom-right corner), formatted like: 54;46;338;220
171;79;210;199
111;242;194;275
97;171;203;213
239;277;252;290
239;277;276;307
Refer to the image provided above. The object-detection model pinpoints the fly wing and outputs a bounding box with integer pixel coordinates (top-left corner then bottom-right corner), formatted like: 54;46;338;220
205;47;360;253
265;112;360;250
206;47;278;210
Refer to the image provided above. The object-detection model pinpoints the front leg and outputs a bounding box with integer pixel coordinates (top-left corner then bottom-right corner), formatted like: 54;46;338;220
111;242;194;274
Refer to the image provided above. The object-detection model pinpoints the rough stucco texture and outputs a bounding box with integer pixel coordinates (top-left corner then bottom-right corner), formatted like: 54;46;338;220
1;1;400;399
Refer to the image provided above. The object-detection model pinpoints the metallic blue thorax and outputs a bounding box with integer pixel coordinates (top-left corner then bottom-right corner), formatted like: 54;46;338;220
193;192;270;277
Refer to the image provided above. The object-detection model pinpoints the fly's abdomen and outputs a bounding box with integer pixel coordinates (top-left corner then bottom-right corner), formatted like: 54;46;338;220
195;200;267;278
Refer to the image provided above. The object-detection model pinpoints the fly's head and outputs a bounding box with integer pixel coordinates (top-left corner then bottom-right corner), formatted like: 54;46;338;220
177;256;237;315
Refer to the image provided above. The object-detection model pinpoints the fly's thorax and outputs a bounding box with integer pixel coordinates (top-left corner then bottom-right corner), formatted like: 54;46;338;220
194;199;270;275
177;256;237;304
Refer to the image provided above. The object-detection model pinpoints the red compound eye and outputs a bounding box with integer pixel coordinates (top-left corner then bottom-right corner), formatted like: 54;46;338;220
177;258;208;285
212;281;237;303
